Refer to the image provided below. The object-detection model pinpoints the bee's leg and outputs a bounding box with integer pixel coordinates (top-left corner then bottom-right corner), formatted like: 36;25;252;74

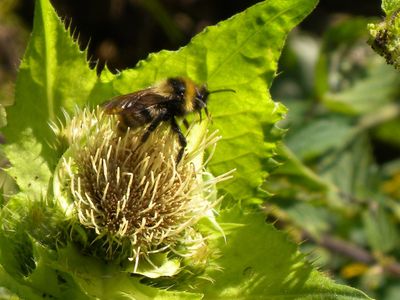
183;118;190;129
198;110;202;122
141;112;167;143
170;118;187;164
116;116;129;133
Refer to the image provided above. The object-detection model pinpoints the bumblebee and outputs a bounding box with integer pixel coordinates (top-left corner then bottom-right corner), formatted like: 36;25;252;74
102;77;233;163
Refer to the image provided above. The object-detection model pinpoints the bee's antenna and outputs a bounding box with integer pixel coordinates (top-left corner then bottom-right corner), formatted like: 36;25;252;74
208;88;236;94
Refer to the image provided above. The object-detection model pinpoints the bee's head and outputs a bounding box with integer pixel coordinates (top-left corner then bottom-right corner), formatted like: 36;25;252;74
169;77;209;113
168;78;187;100
167;77;235;115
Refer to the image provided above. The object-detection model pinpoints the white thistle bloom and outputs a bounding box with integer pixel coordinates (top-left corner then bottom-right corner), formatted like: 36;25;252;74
54;107;232;273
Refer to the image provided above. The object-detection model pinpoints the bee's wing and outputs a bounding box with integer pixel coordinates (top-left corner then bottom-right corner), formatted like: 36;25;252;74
102;88;170;114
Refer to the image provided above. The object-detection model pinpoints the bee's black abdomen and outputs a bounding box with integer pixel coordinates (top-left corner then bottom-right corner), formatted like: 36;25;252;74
137;107;154;124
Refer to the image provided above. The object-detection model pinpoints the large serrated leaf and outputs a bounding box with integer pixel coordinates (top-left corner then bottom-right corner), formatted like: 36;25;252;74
3;0;317;202
88;0;318;201
198;206;371;299
2;0;99;172
3;128;51;198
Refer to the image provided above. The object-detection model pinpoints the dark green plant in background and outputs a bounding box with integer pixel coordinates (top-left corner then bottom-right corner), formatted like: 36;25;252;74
0;0;387;299
268;0;400;299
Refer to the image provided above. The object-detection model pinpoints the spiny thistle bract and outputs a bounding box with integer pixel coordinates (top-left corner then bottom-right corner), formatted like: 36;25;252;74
52;107;232;274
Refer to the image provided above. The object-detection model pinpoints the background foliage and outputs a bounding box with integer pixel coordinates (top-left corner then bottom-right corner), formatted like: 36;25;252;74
269;12;400;300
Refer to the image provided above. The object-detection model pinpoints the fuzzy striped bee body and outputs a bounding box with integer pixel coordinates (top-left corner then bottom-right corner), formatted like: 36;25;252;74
102;77;210;163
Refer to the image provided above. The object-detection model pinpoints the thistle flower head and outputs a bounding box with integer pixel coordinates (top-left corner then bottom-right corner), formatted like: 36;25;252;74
54;107;231;273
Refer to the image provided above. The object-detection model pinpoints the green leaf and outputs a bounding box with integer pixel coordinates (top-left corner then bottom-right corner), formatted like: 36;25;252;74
270;145;333;191
3;0;318;203
319;134;374;199
2;0;99;173
3;128;51;198
384;284;400;299
34;243;202;300
286;116;354;161
0;201;201;300
87;0;318;201
0;265;45;300
315;18;400;115
286;203;332;237
197;206;371;299
315;18;370;99
323;61;400;115
363;206;399;253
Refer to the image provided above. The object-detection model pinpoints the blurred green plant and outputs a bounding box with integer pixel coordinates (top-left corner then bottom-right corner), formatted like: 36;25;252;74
270;15;400;300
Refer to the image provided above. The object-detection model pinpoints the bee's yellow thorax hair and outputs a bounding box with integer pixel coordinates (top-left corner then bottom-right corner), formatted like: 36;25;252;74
156;81;174;97
183;79;196;112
